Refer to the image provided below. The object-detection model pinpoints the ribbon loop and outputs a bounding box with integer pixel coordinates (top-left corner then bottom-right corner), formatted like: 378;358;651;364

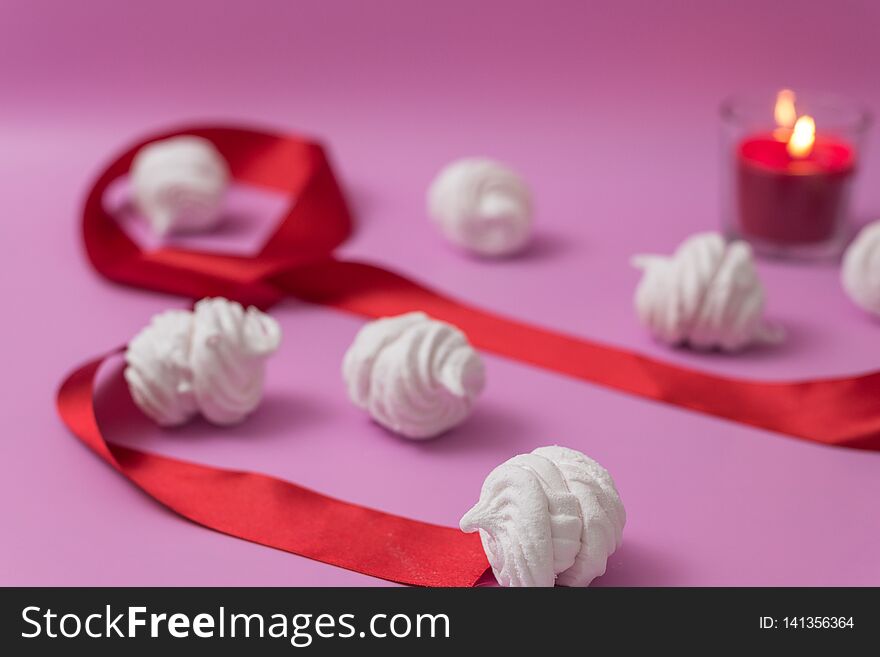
57;355;489;587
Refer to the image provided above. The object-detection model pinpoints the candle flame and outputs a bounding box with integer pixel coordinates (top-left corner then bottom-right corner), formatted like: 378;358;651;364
787;115;816;158
774;89;798;129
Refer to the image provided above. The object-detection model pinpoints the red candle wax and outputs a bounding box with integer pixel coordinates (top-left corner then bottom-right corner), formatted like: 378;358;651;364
736;133;855;244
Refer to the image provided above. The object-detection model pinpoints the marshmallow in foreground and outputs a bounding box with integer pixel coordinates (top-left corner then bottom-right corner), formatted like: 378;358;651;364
427;158;533;257
461;446;625;587
125;297;281;426
130;136;230;236
841;221;880;316
342;312;485;439
632;232;783;351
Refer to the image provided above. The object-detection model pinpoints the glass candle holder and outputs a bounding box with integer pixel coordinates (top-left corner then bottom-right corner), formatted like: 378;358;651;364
721;91;871;260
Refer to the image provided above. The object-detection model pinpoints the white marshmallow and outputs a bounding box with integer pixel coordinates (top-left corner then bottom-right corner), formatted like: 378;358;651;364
124;310;198;426
124;297;281;427
427;158;533;256
131;136;230;236
841;221;880;316
342;312;485;439
460;446;625;587
632;232;783;351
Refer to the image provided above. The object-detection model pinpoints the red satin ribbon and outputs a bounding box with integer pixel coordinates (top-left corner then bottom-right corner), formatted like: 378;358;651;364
57;123;880;585
57;352;488;587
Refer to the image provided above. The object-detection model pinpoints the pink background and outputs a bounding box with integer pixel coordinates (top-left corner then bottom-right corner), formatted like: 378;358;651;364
3;0;880;585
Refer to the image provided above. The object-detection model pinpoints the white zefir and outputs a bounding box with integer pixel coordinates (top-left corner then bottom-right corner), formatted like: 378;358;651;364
461;445;625;587
841;220;880;316
428;158;533;257
632;232;783;351
131;135;230;236
342;312;485;439
125;297;281;426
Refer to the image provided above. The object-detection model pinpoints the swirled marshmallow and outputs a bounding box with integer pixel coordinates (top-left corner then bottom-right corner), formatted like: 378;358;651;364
841;221;880;315
342;312;485;439
124;297;281;426
427;158;533;256
131;136;230;236
124;309;198;426
632;232;783;351
460;446;625;587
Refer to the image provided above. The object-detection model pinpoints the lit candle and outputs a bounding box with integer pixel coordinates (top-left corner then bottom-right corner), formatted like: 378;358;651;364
733;90;857;249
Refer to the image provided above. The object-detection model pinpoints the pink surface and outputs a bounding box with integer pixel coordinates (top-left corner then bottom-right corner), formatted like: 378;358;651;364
3;0;880;586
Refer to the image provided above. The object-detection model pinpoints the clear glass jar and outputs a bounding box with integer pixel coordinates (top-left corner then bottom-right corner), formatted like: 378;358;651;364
720;91;871;260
